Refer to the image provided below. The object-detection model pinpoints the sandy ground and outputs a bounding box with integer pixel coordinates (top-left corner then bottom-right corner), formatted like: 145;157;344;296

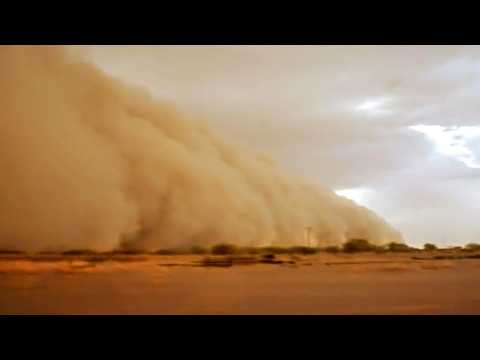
1;252;480;314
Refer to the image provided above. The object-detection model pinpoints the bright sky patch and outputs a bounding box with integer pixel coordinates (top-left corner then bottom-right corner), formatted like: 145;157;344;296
410;124;480;168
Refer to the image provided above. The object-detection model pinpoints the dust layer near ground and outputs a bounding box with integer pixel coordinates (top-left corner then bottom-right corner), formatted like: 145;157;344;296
1;251;480;314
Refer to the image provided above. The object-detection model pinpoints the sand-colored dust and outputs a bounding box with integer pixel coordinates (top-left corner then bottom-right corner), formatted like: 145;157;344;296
0;46;403;252
1;253;480;314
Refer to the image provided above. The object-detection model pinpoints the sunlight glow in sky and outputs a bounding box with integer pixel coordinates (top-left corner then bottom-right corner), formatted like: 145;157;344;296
410;125;480;168
355;97;392;116
335;188;373;205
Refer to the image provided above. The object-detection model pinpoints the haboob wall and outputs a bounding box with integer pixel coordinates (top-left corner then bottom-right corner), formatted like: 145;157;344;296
0;46;403;251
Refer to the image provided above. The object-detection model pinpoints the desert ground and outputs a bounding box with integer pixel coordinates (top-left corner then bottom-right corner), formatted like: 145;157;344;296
1;251;480;315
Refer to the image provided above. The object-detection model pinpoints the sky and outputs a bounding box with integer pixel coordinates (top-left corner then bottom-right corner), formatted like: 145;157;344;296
84;45;480;247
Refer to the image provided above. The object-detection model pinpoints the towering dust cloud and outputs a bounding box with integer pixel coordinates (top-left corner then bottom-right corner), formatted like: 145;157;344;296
0;46;403;251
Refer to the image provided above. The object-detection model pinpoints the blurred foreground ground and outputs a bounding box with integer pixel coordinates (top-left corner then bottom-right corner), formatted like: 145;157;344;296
1;252;480;314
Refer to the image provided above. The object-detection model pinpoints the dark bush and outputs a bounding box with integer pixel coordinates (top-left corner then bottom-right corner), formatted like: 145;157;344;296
464;243;480;252
211;243;238;255
0;249;26;255
288;246;319;255
324;246;340;253
423;243;438;251
61;249;98;256
154;248;187;255
343;239;376;253
387;242;413;252
259;247;291;255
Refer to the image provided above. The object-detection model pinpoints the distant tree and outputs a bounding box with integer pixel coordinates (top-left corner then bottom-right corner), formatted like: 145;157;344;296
465;243;480;252
211;243;238;255
387;242;412;252
423;243;438;251
343;239;376;253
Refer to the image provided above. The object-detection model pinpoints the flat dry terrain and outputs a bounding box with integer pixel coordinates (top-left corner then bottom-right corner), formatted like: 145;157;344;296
1;252;480;314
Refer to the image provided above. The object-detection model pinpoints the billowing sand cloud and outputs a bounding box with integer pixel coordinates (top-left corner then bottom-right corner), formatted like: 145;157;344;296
0;46;403;251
